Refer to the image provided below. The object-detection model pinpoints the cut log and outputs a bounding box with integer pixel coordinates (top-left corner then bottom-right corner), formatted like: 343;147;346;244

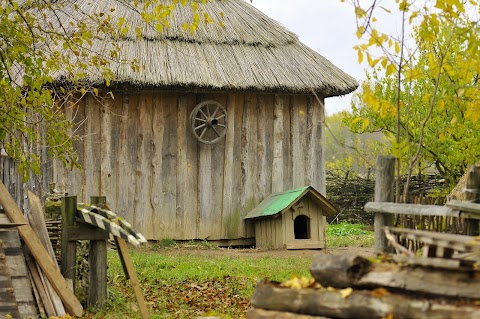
251;280;480;319
310;254;480;299
309;255;370;289
0;181;83;317
247;308;332;319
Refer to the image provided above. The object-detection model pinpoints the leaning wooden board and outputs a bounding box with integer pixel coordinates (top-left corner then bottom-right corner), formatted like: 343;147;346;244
0;239;21;319
0;181;83;317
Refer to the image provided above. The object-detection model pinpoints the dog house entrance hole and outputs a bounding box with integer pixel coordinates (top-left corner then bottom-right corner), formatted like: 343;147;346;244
294;215;310;239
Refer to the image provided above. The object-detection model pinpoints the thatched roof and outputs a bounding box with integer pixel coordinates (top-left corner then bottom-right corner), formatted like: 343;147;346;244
44;0;358;96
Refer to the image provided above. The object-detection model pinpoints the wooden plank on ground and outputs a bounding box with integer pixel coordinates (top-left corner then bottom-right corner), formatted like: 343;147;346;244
0;181;83;317
0;240;20;319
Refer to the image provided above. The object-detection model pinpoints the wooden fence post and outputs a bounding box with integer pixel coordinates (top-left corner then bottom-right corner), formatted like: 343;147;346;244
88;196;108;308
374;156;395;254
61;196;77;291
465;165;480;236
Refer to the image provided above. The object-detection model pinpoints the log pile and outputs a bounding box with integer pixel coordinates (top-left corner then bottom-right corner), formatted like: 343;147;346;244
248;254;480;319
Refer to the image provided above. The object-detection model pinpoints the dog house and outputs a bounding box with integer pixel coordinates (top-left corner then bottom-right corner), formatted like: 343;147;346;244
244;186;337;249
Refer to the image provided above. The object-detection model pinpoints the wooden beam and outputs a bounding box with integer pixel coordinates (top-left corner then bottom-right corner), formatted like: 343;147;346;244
365;202;458;217
446;200;480;215
114;222;150;319
0;181;83;317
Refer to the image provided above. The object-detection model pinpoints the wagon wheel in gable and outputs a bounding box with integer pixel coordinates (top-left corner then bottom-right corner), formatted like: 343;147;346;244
190;100;227;144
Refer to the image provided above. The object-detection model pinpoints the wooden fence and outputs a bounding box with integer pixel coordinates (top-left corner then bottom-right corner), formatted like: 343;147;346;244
365;156;480;254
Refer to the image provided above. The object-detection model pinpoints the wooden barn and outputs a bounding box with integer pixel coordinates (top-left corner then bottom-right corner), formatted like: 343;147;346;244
1;0;358;244
244;186;338;249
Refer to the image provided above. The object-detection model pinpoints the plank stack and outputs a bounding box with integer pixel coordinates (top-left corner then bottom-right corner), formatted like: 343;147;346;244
0;181;83;318
248;253;480;319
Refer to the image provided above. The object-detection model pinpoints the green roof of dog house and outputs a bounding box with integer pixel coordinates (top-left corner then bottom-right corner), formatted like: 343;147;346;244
243;186;338;220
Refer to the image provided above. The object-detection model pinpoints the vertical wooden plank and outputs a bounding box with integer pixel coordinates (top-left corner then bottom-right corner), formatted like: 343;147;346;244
223;93;245;238
133;93;153;238
115;94;131;224
70;97;86;199
198;143;213;239
175;95;188;240
308;96;326;194
108;94;122;213
240;93;259;234
84;95;101;201
198;94;226;240
283;96;292;190
374;156;395;254
275;218;283;249
221;93;237;239
126;94;139;226
256;95;274;201
272;95;285;194
151;93;164;240
175;94;198;239
160;93;177;239
291;95;308;188
100;97;114;204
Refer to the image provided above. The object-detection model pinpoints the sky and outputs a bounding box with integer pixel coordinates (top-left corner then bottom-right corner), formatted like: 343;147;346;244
250;1;364;115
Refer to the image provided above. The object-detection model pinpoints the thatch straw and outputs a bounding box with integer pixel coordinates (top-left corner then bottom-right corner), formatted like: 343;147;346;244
40;0;358;96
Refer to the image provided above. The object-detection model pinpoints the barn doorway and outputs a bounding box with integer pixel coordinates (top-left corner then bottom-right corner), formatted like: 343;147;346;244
294;215;310;239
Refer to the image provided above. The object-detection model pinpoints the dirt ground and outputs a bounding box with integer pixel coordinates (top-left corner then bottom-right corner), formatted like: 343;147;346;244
165;246;375;259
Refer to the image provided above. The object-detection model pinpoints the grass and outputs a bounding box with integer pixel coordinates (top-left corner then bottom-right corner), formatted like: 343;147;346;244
326;222;374;248
82;224;373;319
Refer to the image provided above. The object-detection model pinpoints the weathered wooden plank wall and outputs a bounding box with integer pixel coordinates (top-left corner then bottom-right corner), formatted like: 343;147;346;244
3;91;326;241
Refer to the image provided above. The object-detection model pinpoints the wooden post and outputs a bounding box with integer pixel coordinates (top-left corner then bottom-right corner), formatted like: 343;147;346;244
465;165;480;236
374;156;395;254
61;196;77;291
88;196;108;308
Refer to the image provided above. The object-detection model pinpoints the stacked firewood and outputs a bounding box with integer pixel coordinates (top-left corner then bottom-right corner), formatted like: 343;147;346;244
247;254;480;319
